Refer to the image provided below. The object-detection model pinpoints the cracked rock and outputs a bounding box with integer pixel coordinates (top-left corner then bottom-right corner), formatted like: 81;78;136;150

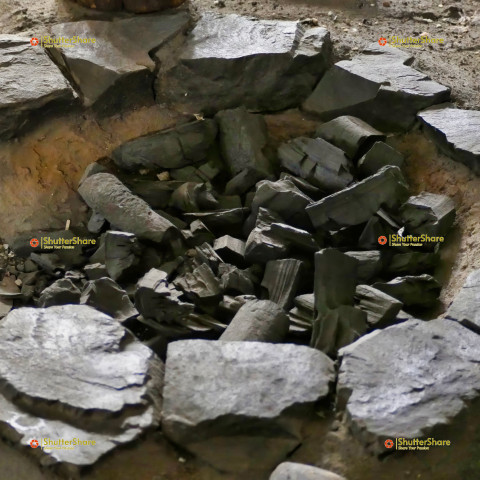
157;13;332;114
174;263;223;304
48;13;190;107
79;173;181;245
104;231;142;282
214;235;246;266
315;115;385;159
445;269;480;334
261;259;304;310
279;137;353;192
337;318;480;454
162;340;334;472
0;35;75;139
218;264;255;295
220;299;289;342
0;305;163;470
306;166;409;230
112;120;218;171
304;43;450;131
418;106;480;174
80;277;138;323
400;192;456;237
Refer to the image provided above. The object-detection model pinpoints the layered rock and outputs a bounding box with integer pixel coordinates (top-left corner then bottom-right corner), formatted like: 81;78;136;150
157;13;332;114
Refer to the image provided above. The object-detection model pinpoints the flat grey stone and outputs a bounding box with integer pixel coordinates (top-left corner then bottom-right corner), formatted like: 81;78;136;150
357;141;405;178
400;192;456;237
162;340;334;472
306;166;409;230
270;462;346;480
315;115;385;159
446;269;480;333
304;43;450;131
216;107;272;176
0;305;163;470
0;35;75;139
220;299;289;342
337;318;480;453
78;173;181;245
112;120;218;171
157;13;332;114
49;13;190;106
418;106;480;174
278;137;353;192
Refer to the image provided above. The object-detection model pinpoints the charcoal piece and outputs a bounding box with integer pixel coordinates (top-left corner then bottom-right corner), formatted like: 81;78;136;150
289;293;314;334
104;231;142;282
245;208;289;264
88;235;106;265
386;251;440;274
169;166;205;183
174;263;223;303
372;275;441;307
214;235;246;266
196;161;222;183
355;284;403;329
344;251;382;282
157;13;332;114
220;299;289;342
358;216;396;250
80;277;138;323
445;269;480;333
158;257;184;279
278;137;353;193
218;264;255;295
124;179;181;210
84;263;108;280
314;249;358;312
153;209;188;230
224;168;268;196
79;173;181;245
311;305;367;355
400;192;456;237
87;212;107;234
248;178;313;231
135;268;195;325
315;115;385;159
37;279;81;308
184;220;215;247
418;106;480;174
306;166;409;230
183;208;248;236
216;107;272;177
329;224;366;249
30;253;65;275
112;120;218;171
304;43;450;131
218;295;254;317
357;141;405;178
270;223;319;252
279;172;321;198
195;243;224;274
261;259;304;310
216;195;242;210
170;182;219;213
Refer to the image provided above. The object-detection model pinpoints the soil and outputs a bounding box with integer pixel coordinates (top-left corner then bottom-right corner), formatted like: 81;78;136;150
0;1;479;480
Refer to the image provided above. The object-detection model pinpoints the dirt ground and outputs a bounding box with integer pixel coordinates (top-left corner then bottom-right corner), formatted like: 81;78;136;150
0;1;480;480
